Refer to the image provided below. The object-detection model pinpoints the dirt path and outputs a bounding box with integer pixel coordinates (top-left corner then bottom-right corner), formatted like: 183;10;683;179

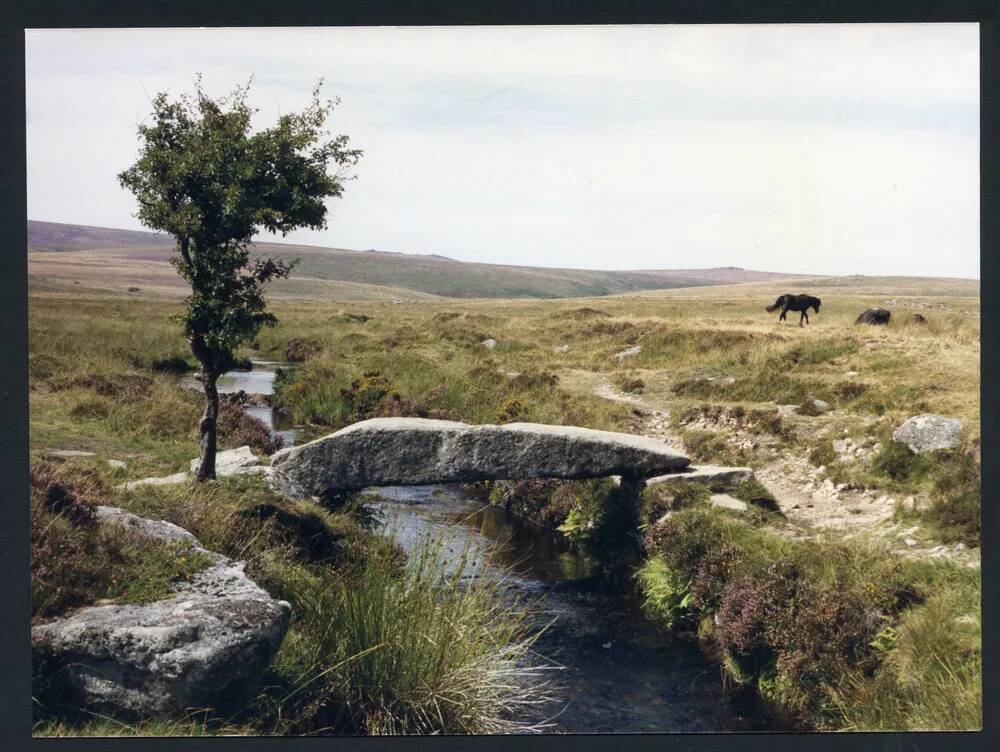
566;369;978;567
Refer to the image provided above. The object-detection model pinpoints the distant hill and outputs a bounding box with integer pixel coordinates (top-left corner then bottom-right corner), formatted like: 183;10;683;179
29;220;801;300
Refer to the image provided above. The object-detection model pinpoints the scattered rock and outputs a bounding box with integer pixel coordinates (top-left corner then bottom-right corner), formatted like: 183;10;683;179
892;414;963;453
710;494;748;512
855;308;892;325
45;449;96;458
118;472;190;491
613;345;642;361
271;417;690;496
552;344;570;353
31;506;291;718
189;446;260;475
647;465;754;487
480;338;497;350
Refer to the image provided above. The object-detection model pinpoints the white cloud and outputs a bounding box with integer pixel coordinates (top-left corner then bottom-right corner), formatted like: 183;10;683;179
26;24;979;278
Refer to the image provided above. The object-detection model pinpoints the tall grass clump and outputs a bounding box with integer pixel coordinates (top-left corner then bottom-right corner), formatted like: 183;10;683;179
270;537;552;734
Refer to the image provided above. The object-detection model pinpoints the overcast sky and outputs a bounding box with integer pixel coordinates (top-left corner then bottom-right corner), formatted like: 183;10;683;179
26;24;979;278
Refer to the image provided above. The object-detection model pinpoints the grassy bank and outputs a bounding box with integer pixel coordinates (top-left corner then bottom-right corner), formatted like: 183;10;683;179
639;503;981;730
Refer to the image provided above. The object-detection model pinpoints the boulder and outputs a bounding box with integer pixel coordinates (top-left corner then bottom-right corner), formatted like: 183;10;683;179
892;414;963;453
855;308;892;325
270;417;691;497
32;507;290;718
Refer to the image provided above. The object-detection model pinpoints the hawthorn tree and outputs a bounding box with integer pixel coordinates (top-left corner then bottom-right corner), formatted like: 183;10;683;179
119;78;361;480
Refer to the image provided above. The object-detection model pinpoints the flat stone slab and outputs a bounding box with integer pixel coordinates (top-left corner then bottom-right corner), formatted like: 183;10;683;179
270;417;691;497
710;494;749;512
189;445;260;474
892;414;963;454
118;471;189;491
647;464;754;487
32;506;291;718
118;447;265;491
45;449;96;458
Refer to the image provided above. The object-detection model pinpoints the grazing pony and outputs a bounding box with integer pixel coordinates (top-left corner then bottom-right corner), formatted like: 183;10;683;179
766;294;821;326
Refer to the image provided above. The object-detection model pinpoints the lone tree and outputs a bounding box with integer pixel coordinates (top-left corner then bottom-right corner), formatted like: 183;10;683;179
119;78;361;479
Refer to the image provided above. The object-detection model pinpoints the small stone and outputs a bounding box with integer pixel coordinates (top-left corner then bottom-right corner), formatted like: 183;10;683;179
710;494;749;512
846;371;859;377
613;345;642;361
602;642;613;649
904;537;917;547
552;344;570;353
480;338;497;349
955;542;967;551
107;459;127;469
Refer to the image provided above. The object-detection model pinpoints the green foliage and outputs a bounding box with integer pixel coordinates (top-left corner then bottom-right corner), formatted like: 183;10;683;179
830;585;981;730
640;481;709;528
641;507;974;726
871;441;928;482
808;440;838;468
106;542;212;605
636;556;693;630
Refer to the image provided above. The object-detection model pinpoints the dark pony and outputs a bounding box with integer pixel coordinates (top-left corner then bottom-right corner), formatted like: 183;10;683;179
766;294;821;326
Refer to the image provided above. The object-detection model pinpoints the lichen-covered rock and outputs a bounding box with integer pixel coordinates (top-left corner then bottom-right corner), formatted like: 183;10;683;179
31;507;290;718
892;414;963;453
270;417;690;496
855;308;892;325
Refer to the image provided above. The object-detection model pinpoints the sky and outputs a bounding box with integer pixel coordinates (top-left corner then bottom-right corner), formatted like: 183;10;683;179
25;24;979;278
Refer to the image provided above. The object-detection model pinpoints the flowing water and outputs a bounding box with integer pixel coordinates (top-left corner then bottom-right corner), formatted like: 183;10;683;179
209;361;776;732
368;485;773;733
181;359;298;447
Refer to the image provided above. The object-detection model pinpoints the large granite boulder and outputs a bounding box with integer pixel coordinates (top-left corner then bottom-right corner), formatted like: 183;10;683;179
892;414;963;454
270;417;691;497
32;507;291;718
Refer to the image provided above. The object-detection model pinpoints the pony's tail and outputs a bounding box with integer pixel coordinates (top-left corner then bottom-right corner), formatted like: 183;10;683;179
765;297;783;312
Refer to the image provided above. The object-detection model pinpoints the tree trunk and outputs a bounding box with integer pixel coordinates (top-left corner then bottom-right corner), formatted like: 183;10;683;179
195;368;220;481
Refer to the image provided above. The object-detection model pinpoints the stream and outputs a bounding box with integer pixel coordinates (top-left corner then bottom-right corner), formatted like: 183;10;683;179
192;361;776;733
